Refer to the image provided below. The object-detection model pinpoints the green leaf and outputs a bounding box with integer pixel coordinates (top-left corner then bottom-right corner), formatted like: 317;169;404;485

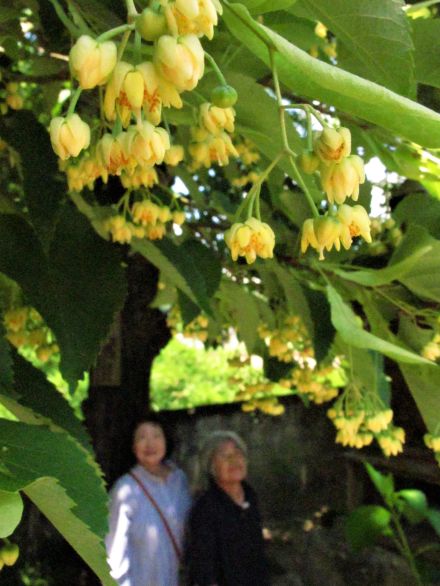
0;490;23;538
0;325;13;394
0;354;92;450
219;281;260;352
0;112;63;244
328;242;432;287
301;0;415;97
222;2;440;148
69;0;123;33
133;238;213;316
390;225;440;302
303;289;334;362
177;291;200;326
327;285;429;365
394;194;440;239
413;19;440;89
345;504;392;551
399;362;440;433
365;462;395;501
240;0;296;14
179;240;222;298
397;489;428;524
0;420;115;585
426;509;440;538
0;207;127;385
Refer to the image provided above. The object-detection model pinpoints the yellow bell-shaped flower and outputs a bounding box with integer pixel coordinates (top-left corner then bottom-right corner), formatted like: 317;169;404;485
337;204;372;249
313;127;351;164
224;217;275;264
70;35;117;89
320;155;365;205
49;114;90;160
301;216;342;260
154;34;204;92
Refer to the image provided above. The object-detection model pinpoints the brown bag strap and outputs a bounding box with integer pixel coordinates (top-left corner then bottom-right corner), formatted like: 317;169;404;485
129;471;183;561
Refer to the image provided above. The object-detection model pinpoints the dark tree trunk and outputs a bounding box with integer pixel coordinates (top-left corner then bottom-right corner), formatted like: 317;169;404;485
83;252;171;486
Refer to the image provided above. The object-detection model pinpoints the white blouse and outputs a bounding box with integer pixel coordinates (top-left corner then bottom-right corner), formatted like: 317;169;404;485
106;463;191;586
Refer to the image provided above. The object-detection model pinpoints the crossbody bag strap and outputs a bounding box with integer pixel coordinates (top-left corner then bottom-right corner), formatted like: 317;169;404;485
129;471;183;561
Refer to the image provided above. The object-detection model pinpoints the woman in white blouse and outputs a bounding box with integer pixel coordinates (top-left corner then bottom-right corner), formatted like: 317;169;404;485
106;417;191;586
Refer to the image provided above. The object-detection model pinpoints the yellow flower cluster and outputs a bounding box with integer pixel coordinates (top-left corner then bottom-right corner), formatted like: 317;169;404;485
3;307;58;363
224;217;275;264
327;403;405;456
368;217;403;256
102;200;185;244
167;308;209;341
290;364;340;404
299;127;371;260
0;541;19;569
235;138;261;166
424;432;440;454
49;1;224;235
3;82;23;112
241;397;285;416
231;171;260;188
188;102;238;169
258;316;311;363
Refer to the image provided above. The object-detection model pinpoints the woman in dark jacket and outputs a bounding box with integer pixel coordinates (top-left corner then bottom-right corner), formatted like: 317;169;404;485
187;431;270;586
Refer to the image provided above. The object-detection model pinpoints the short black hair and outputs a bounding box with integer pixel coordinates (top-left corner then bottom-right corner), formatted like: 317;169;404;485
132;414;175;460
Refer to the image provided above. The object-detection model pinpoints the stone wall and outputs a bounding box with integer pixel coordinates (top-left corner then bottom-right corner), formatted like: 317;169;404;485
161;397;349;522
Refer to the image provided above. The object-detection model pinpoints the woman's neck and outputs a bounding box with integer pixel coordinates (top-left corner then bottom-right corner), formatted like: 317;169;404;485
140;461;169;479
217;480;244;505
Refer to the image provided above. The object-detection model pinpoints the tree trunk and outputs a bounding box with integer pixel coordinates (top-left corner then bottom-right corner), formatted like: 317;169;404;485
83;252;171;486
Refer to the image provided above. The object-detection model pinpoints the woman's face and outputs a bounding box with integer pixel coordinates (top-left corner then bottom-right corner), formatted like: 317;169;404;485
211;440;247;485
133;423;167;469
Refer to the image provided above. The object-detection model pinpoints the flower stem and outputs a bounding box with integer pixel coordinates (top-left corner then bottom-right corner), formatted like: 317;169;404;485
67;86;82;116
97;23;135;43
204;52;227;86
49;0;82;37
270;48;319;218
125;0;138;20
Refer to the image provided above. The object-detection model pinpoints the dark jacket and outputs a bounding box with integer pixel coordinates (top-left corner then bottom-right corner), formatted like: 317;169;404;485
186;479;270;586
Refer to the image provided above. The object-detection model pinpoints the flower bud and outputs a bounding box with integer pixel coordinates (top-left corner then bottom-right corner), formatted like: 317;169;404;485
136;6;168;41
49;114;90;160
210;84;238;108
297;151;320;174
70;35;117;89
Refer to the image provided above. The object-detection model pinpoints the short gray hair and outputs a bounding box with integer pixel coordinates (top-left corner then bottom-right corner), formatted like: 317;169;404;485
196;430;248;490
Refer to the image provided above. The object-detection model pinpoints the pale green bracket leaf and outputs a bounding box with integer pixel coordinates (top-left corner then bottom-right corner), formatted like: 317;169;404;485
390;224;440;302
0;420;114;585
400;362;440;433
301;0;415;97
219;281;260;352
240;0;296;14
327;285;430;365
413;18;440;89
222;2;440;147
0;489;23;538
132;238;213;316
327;244;432;286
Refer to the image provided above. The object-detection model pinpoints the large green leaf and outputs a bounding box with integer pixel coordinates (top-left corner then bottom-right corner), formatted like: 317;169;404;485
219;281;260;352
303;288;334;362
394;193;440;239
390;225;440;302
365;462;395;502
345;505;391;551
0;112;63;245
400;362;440;433
413;18;440;89
397;489;428;524
132;238;213;316
0;207;127;384
327;285;429;365
0;420;114;585
222;2;440;147
301;0;415;97
0;490;23;538
0;354;92;450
